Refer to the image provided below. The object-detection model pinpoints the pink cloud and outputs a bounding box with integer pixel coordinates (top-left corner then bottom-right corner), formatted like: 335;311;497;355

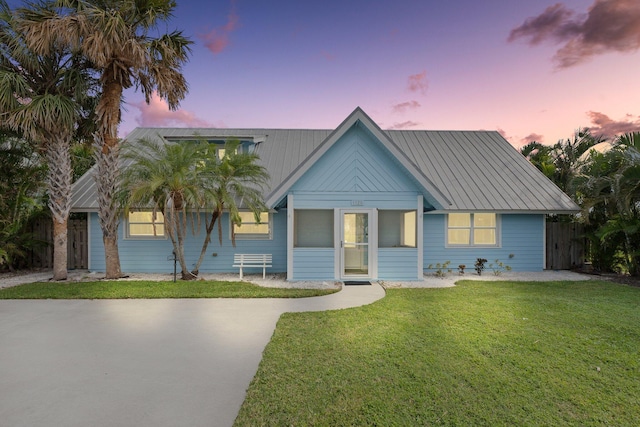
132;93;214;128
586;111;640;138
392;101;421;114
497;128;519;148
522;133;544;145
407;71;428;95
388;121;421;130
198;2;239;55
509;0;640;68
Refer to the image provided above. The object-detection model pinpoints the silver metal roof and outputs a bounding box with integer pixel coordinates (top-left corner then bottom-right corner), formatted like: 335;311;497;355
71;110;578;213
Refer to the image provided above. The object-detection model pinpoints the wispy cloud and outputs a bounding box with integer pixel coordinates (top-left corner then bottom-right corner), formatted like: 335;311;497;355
132;93;214;128
586;111;640;137
407;71;428;95
388;121;421;130
198;1;239;55
392;100;421;114
508;0;640;68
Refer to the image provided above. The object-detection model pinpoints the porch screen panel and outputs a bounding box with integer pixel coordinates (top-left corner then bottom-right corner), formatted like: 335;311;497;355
294;209;333;247
378;210;417;248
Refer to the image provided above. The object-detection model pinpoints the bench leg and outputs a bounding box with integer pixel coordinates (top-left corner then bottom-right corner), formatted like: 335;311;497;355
239;266;243;280
262;265;266;279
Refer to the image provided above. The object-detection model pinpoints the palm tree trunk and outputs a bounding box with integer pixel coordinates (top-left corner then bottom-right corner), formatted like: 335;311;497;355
95;139;121;279
165;206;194;280
623;232;639;276
45;136;72;281
95;78;123;279
191;210;221;276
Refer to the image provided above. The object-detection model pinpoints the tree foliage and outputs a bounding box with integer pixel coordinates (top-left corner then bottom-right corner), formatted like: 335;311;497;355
572;132;640;276
17;0;193;278
523;129;640;276
0;131;47;270
1;0;96;279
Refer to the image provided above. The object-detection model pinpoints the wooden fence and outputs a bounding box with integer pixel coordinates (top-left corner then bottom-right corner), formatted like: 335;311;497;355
546;222;584;270
28;217;88;269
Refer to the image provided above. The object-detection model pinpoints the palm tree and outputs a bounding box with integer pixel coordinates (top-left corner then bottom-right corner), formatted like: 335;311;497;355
120;137;206;280
0;0;95;279
572;137;640;276
191;140;269;276
18;0;192;278
551;128;603;193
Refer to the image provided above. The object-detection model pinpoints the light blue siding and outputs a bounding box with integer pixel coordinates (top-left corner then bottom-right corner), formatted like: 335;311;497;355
378;248;419;280
424;214;544;272
88;211;287;274
292;249;335;280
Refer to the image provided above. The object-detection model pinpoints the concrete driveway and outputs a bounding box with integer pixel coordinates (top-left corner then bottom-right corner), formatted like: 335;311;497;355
0;285;384;427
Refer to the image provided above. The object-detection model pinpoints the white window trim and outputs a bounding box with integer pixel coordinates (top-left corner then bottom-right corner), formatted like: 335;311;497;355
231;211;273;240
124;210;167;240
445;213;501;248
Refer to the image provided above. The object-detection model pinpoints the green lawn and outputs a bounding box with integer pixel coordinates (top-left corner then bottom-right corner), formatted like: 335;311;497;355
235;280;640;426
0;280;337;299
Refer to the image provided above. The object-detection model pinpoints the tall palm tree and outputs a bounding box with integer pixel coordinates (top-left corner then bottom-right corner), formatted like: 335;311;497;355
18;0;192;278
0;0;95;280
120;137;206;280
191;140;269;276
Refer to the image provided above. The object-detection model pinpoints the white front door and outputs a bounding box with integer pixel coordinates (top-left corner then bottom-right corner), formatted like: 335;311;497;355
341;210;373;278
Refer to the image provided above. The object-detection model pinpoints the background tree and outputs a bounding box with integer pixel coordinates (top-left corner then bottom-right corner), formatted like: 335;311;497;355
521;129;602;195
0;130;47;271
571;132;640;276
19;0;192;278
550;129;603;193
520;141;555;180
1;0;95;279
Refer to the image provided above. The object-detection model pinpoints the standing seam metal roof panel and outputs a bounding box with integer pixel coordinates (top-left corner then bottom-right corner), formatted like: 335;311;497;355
71;124;578;213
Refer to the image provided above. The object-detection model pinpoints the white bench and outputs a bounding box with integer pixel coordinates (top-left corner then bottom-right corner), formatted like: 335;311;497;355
233;254;272;279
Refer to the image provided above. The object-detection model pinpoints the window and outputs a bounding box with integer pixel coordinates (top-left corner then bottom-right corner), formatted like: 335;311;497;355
447;213;497;246
233;212;271;239
378;210;417;248
212;144;240;159
126;211;165;238
294;210;333;247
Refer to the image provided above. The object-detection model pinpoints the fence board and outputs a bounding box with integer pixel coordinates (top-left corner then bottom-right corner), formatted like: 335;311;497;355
546;222;584;270
28;217;88;269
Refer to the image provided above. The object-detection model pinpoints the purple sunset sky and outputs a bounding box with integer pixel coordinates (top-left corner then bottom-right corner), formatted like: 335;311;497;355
9;0;640;147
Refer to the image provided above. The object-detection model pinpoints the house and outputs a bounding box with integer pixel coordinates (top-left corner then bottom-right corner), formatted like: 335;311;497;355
71;107;579;280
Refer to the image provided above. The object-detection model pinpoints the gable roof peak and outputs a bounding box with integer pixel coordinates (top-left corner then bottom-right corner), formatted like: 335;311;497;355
264;107;452;208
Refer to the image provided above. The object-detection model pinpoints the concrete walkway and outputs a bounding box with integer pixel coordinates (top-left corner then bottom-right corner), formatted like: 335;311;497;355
0;284;385;427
